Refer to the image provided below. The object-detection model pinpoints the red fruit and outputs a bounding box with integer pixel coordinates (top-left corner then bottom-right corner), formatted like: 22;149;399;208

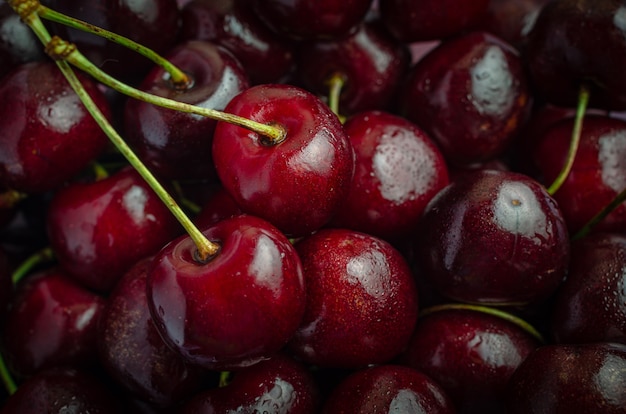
212;84;355;237
289;228;419;368
147;214;306;370
46;167;182;292
0;61;111;193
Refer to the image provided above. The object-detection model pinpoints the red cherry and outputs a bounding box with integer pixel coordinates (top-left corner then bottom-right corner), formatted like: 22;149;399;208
46;167;182;292
212;84;355;237
146;214;306;370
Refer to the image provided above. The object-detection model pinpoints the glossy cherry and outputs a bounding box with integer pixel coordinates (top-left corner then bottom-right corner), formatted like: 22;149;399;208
399;31;532;166
403;307;541;413
124;40;250;180
46;167;182;292
0;61;111;193
146;214;306;370
288;228;419;368
330;110;449;241
321;364;456;414
413;169;570;306
2;268;106;378
0;2;45;79
212;84;355;237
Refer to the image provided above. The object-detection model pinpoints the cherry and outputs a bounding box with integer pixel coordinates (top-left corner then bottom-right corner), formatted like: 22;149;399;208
46;167;182;292
178;354;319;414
403;306;541;413
550;232;626;345
2;268;105;378
98;257;209;409
330;110;449;241
124;40;250;180
506;342;626;413
194;186;243;229
399;31;532;166
0;2;45;79
526;0;626;110
250;0;373;40
321;364;456;414
0;61;111;193
212;83;355;237
531;114;626;234
0;366;125;413
43;0;181;80
146;214;306;370
179;0;296;85
288;228;419;368
379;0;490;42
413;169;570;306
295;20;411;115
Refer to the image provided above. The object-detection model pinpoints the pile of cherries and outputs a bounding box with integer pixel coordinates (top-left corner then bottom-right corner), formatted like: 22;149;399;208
0;0;625;412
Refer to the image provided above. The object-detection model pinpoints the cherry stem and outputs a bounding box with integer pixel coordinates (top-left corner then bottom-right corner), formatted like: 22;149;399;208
327;72;346;120
546;84;590;195
420;303;546;343
91;162;109;181
11;246;55;285
20;13;220;262
571;186;626;241
36;4;192;88
0;353;17;395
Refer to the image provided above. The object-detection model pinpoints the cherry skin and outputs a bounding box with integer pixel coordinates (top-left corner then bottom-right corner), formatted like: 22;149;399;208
194;186;244;229
0;3;45;79
98;257;209;409
146;214;306;370
506;342;626;413
250;0;373;40
212;84;355;237
379;0;490;42
321;364;456;414
330;110;449;242
296;20;411;115
288;228;419;369
403;307;541;413
0;61;111;193
46;167;182;292
124;40;250;180
525;0;626;110
550;233;626;345
2;268;106;378
178;354;319;414
399;31;532;166
532;114;626;234
179;0;296;85
413;169;570;306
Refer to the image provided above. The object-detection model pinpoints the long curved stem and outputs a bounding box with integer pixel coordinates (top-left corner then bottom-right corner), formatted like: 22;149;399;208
572;187;626;241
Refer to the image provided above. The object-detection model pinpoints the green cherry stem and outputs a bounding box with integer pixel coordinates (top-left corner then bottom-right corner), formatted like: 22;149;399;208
0;354;16;395
11;246;55;285
571;186;626;241
327;72;345;118
420;303;546;344
546;84;591;195
36;4;192;88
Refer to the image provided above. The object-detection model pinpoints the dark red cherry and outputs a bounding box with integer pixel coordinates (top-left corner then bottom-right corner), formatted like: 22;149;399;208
44;0;181;80
98;257;208;408
2;268;105;378
0;366;125;414
330;110;449;241
194;186;244;229
46;167;182;292
399;31;532;166
212;84;355;237
124;40;249;180
250;0;373;40
380;0;490;42
288;228;419;368
0;3;45;79
550;233;626;345
525;0;626;110
532;115;626;234
179;0;296;84
321;364;455;414
0;61;111;193
147;214;306;370
404;307;540;413
506;342;626;413
296;20;411;115
413;169;570;306
178;354;319;414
